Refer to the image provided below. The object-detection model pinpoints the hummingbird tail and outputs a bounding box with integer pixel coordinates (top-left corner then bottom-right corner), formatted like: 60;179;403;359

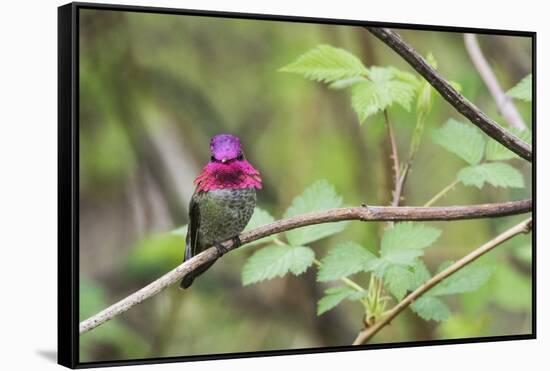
179;259;217;290
179;275;195;289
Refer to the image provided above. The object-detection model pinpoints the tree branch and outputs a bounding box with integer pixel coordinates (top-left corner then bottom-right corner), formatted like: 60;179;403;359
383;111;403;207
79;199;531;334
352;217;533;345
365;27;532;162
463;33;527;131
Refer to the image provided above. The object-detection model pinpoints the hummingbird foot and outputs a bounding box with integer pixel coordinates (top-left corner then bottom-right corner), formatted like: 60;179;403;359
231;236;242;249
214;242;228;257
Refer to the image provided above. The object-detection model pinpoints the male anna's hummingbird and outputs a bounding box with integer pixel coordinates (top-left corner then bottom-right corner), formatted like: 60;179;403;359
179;134;262;289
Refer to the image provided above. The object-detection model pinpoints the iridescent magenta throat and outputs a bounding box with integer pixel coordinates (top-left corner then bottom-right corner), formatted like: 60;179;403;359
194;159;262;193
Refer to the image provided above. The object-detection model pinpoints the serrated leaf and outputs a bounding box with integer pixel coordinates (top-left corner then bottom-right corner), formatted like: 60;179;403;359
380;223;441;266
384;265;414;301
284;180;348;246
458;162;524;189
317;286;356;315
386;80;417;111
410;260;432;290
507;74;532;102
432;119;485;165
241;245;315;285
430;264;492;296
280;45;368;83
317;241;376;282
486;128;532;161
242;207;277;247
387;66;421;88
411;296;451;321
351;67;417;123
370;258;390;278
351;81;387;122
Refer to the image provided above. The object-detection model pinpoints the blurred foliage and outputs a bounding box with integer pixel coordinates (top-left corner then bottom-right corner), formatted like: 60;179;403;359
80;278;150;361
78;8;533;363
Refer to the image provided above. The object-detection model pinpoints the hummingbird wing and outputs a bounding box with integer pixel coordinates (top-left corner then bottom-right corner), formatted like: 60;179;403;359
184;193;201;261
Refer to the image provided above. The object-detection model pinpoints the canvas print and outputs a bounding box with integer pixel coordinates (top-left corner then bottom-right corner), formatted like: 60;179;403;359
72;5;534;366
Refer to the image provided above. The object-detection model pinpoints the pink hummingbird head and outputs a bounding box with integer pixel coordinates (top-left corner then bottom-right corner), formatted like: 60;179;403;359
194;134;262;192
210;134;243;163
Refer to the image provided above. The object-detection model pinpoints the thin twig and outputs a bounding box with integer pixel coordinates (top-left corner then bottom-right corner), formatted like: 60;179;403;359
352;217;533;345
79;199;532;334
423;178;461;207
384;111;402;206
463;34;527;131
366;27;532;162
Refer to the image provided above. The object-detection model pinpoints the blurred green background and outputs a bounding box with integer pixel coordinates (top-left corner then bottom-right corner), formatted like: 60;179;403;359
78;8;533;363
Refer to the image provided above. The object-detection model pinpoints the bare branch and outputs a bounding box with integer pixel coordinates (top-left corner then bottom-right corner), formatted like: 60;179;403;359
352;217;532;345
366;27;532;162
384;111;402;206
80;199;531;334
464;34;527;130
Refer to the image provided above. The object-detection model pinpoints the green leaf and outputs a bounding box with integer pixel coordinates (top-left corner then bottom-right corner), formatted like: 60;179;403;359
280;45;368;83
317;286;356;315
351;67;417;123
380;223;441;266
486;128;532;161
384;265;414;301
432;119;485;165
386;66;421;88
410;296;451;322
458;162;524;189
410;260;432;290
351;81;387;122
317;241;376;282
507;74;532;102
284;180;348;246
241;245;315;285
242;207;277;247
328;76;367;90
430;264;492;296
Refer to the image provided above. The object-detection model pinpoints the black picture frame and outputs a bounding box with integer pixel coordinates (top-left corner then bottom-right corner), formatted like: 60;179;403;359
58;2;536;369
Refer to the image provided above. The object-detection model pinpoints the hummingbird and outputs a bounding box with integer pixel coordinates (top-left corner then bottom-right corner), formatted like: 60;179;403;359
179;134;262;289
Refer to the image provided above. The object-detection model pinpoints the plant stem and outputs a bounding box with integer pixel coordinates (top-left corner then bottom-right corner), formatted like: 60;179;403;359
352;217;532;345
384;110;402;207
463;34;527;130
423;178;460;207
